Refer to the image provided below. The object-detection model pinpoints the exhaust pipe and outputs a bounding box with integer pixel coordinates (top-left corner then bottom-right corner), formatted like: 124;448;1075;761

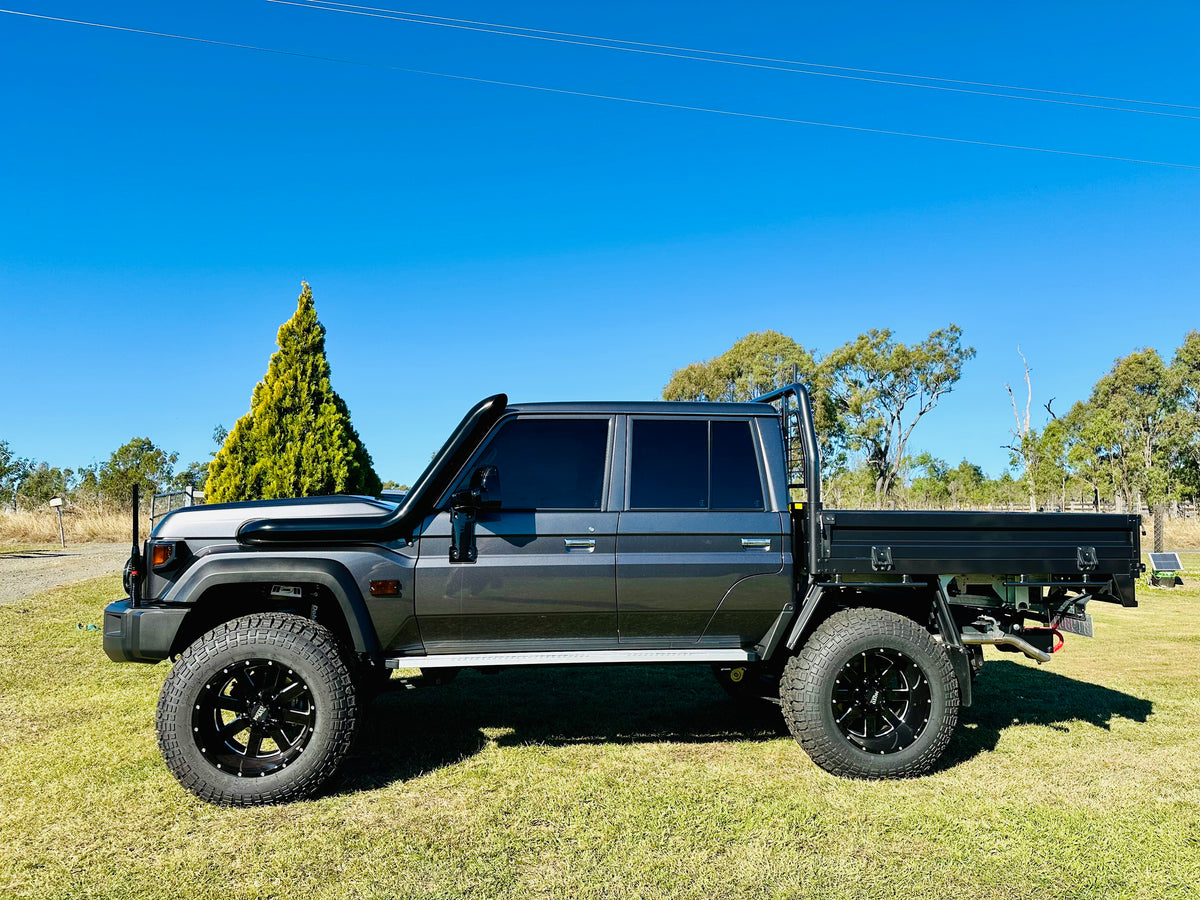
961;626;1053;663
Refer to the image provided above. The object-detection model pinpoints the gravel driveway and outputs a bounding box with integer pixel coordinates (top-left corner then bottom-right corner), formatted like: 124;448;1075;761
0;543;129;606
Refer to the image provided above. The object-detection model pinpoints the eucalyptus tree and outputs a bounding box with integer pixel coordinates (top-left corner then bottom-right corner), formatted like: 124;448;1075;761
822;325;975;505
662;330;843;475
664;325;974;504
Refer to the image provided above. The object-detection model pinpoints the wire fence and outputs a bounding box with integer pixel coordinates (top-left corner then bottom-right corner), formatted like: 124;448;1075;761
150;486;206;523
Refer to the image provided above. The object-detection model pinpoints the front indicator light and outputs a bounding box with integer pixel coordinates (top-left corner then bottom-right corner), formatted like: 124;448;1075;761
151;543;176;568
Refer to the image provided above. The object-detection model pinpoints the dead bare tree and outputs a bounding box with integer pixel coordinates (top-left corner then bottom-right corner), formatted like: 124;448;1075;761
1005;348;1039;512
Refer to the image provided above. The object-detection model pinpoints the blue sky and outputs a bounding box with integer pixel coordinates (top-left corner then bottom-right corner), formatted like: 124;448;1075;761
2;1;1197;486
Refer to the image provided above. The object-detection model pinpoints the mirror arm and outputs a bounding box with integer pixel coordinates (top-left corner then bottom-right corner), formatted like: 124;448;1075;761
447;465;500;563
449;504;478;563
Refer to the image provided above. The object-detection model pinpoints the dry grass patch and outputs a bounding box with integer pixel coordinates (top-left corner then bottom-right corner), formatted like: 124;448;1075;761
1;564;1198;899
0;508;129;544
1163;516;1200;549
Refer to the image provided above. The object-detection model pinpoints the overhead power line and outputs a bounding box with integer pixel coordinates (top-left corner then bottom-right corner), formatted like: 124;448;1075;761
1;7;1197;170
273;0;1200;120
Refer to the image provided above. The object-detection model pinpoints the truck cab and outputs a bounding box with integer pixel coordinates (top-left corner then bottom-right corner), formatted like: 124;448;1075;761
411;402;790;656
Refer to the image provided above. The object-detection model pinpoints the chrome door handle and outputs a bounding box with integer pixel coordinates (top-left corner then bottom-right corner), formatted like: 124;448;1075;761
741;538;772;550
564;538;596;551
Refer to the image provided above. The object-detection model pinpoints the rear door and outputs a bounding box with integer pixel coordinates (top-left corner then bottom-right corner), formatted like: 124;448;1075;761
616;416;784;646
414;415;618;653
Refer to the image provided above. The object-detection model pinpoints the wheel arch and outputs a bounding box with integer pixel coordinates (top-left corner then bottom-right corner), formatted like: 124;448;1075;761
164;556;379;660
784;585;940;650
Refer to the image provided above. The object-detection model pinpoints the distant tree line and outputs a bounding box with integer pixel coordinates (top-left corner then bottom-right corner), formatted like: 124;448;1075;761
999;332;1200;513
0;435;201;512
665;328;1200;514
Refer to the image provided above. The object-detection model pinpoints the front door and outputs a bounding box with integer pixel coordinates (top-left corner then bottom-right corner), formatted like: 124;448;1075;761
414;415;618;653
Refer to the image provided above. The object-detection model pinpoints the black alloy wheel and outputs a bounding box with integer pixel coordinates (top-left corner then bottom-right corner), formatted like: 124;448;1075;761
157;613;359;806
192;659;316;778
830;648;932;754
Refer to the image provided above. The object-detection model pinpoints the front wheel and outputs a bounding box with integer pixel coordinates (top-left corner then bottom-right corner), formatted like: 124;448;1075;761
156;613;359;806
780;607;960;779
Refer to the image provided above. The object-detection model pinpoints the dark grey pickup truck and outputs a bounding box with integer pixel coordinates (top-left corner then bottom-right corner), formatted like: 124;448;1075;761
105;386;1141;805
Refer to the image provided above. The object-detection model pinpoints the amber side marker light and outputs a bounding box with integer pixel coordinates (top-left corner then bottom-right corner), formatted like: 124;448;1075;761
151;543;176;568
369;580;400;596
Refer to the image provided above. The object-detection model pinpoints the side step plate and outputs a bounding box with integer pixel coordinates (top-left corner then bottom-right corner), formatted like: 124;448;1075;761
385;648;756;669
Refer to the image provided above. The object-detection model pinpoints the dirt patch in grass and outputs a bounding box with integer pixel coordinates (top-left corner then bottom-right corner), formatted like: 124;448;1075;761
0;543;128;606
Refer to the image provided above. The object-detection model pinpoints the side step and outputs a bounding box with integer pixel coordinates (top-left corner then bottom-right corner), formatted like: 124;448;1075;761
385;648;756;669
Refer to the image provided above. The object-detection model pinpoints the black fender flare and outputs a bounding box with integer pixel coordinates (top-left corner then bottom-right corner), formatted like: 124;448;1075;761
162;555;379;657
776;582;973;707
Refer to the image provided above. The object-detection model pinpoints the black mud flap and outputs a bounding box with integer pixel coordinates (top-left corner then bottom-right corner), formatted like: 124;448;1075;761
932;583;972;708
945;643;973;708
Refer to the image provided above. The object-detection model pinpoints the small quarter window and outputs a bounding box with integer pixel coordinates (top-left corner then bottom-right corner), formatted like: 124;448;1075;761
711;420;764;510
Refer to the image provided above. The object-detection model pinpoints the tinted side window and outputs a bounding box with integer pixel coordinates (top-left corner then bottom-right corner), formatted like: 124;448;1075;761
711;420;764;510
630;419;707;509
471;418;608;509
629;418;764;510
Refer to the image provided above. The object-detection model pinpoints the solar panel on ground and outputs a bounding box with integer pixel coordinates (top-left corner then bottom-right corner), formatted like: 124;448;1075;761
1148;552;1182;572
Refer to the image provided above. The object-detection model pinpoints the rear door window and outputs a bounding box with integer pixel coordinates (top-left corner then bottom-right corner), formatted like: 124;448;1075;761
629;418;764;510
629;419;707;509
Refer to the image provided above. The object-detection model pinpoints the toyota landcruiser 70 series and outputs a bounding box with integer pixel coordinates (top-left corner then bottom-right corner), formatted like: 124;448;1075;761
104;386;1140;805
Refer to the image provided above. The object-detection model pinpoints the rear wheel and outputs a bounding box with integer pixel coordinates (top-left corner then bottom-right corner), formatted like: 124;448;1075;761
156;613;359;806
780;607;959;778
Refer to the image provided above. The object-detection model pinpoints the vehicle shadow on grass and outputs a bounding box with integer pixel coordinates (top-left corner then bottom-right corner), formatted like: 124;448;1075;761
334;660;1153;793
336;664;787;794
939;660;1154;769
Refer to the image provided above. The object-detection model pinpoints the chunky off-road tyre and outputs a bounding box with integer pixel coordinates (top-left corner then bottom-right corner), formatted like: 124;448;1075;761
780;607;959;779
156;613;359;806
712;663;781;704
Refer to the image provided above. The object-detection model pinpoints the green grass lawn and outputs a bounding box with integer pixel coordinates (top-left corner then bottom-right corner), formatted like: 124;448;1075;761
2;564;1198;900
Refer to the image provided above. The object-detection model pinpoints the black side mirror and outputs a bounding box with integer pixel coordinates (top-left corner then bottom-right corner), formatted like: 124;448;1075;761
449;466;501;563
450;465;501;511
470;465;501;509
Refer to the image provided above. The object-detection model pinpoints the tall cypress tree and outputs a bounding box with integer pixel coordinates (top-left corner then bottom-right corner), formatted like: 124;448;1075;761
206;283;382;502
